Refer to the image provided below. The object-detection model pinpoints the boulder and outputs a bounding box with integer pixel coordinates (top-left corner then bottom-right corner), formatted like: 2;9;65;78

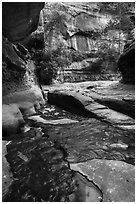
2;104;24;136
47;90;97;118
70;159;135;202
3;86;45;108
2;86;45;136
17;102;36;116
47;89;135;126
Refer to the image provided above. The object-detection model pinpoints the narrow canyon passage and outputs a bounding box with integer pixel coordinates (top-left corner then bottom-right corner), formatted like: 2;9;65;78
2;2;135;202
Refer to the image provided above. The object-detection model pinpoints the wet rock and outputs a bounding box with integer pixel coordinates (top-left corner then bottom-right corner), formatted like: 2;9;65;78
70;159;135;202
48;90;93;106
71;172;103;202
48;119;135;164
47;90;101;118
47;88;135;127
85;101;135;126
3;126;105;202
2;141;13;199
94;98;135;119
3;128;76;202
2;104;25;136
28;115;78;125
90;108;134;125
84;81;135;126
117;124;135;131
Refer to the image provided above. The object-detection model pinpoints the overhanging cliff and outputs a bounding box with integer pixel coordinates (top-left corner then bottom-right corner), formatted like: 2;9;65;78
2;3;45;136
2;2;44;42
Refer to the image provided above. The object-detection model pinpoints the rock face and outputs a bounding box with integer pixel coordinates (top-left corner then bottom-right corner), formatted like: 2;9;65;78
66;4;111;52
36;2;132;84
117;41;135;84
2;3;45;135
70;159;135;202
42;2;113;53
2;2;44;42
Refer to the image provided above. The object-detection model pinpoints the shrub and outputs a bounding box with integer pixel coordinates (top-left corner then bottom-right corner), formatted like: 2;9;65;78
38;62;57;85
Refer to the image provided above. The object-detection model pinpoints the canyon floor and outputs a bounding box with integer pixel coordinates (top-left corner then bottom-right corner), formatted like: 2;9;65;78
2;80;135;202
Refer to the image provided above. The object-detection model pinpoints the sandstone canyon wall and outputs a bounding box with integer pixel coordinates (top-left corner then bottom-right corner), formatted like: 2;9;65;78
35;2;134;83
2;3;45;136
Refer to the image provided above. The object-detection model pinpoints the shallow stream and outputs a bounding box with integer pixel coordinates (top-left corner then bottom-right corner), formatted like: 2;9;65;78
3;102;135;201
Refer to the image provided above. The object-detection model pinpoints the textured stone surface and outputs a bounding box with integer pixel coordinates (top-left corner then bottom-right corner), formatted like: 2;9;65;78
70;159;135;202
3;98;135;201
3;85;45;105
94;97;135;119
2;104;24;136
47;90;95;117
3;127;102;202
52;2;111;52
3;85;45;136
28;115;78;125
2;37;26;70
3;128;76;202
91;108;134;125
2;141;13;199
2;3;45;100
48;119;135;165
44;81;135;128
2;2;44;42
47;89;134;126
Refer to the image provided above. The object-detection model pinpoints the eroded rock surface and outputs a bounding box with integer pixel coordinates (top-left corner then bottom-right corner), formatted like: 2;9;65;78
3;127;103;202
3;91;135;201
2;2;44;42
2;3;135;201
2;3;45;136
45;80;135;129
48;119;135;165
70;159;135;202
2;141;13;199
28;115;78;125
2;104;25;136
